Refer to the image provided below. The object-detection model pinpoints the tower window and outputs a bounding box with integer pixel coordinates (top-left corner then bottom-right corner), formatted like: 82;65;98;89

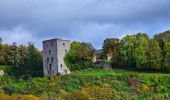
47;57;49;64
49;64;52;71
65;49;67;53
60;64;63;68
63;43;65;46
46;43;48;47
51;57;53;63
51;42;53;46
49;50;51;55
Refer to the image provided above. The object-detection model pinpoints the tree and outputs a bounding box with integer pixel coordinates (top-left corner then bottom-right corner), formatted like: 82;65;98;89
23;43;43;77
10;42;21;67
121;35;136;67
1;44;11;65
9;43;43;78
102;38;120;58
147;39;162;70
0;37;2;45
163;41;170;70
64;41;96;71
18;45;28;67
106;39;121;67
133;33;149;69
154;30;170;48
0;37;3;64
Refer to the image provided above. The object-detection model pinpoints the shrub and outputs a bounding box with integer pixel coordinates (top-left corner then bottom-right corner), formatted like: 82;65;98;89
118;72;139;81
68;62;100;71
128;77;139;86
0;92;39;100
60;91;92;100
137;85;150;93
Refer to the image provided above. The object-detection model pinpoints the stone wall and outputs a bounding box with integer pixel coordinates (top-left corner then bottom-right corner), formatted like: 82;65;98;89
43;38;70;76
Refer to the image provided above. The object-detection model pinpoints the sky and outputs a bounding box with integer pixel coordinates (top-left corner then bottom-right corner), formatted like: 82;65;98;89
0;0;170;50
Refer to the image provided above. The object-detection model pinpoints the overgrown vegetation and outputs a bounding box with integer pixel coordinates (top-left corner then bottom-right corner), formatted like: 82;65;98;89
0;30;170;100
0;69;170;99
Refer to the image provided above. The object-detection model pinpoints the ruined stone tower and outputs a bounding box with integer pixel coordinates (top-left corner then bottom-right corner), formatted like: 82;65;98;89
43;38;70;76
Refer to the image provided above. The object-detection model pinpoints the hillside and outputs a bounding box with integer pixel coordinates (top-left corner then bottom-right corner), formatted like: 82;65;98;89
0;69;170;100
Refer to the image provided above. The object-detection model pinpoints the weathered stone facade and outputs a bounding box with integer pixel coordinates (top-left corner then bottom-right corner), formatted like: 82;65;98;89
43;38;70;76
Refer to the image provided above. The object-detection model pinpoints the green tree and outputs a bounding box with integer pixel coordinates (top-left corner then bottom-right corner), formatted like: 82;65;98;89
154;30;170;48
10;42;21;67
133;33;149;69
147;39;162;70
163;41;170;70
23;43;43;77
107;39;121;67
102;38;120;58
18;45;28;67
121;35;136;67
64;41;96;71
0;37;3;64
0;37;2;46
1;44;11;65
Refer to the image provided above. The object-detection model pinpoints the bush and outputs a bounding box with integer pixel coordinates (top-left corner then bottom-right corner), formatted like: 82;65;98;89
137;85;150;93
0;92;39;100
118;72;139;81
128;77;139;86
61;86;138;100
60;91;92;100
68;62;100;71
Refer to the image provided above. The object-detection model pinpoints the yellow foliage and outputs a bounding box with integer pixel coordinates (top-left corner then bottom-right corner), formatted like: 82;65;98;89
25;94;40;100
137;85;150;93
83;86;112;100
60;91;94;100
61;86;112;100
0;92;40;100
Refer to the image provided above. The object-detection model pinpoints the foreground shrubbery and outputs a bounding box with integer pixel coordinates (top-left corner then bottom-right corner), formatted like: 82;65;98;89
61;86;137;100
0;70;170;100
0;92;39;100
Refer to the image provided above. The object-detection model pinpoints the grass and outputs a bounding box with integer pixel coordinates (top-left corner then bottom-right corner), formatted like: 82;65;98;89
71;69;170;77
0;65;11;70
71;69;114;76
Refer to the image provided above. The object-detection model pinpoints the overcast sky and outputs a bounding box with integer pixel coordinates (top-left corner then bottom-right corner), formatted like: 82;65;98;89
0;0;170;50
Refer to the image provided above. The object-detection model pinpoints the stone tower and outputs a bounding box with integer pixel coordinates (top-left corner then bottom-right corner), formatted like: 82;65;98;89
43;38;70;76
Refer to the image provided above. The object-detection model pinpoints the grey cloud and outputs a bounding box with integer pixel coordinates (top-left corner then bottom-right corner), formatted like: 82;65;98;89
0;0;170;49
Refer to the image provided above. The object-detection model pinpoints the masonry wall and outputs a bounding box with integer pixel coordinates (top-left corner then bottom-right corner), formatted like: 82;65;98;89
43;39;70;76
57;40;70;74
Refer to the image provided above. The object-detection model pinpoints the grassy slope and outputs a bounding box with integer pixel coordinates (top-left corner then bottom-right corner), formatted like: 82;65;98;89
0;65;11;71
71;69;170;77
0;68;170;99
